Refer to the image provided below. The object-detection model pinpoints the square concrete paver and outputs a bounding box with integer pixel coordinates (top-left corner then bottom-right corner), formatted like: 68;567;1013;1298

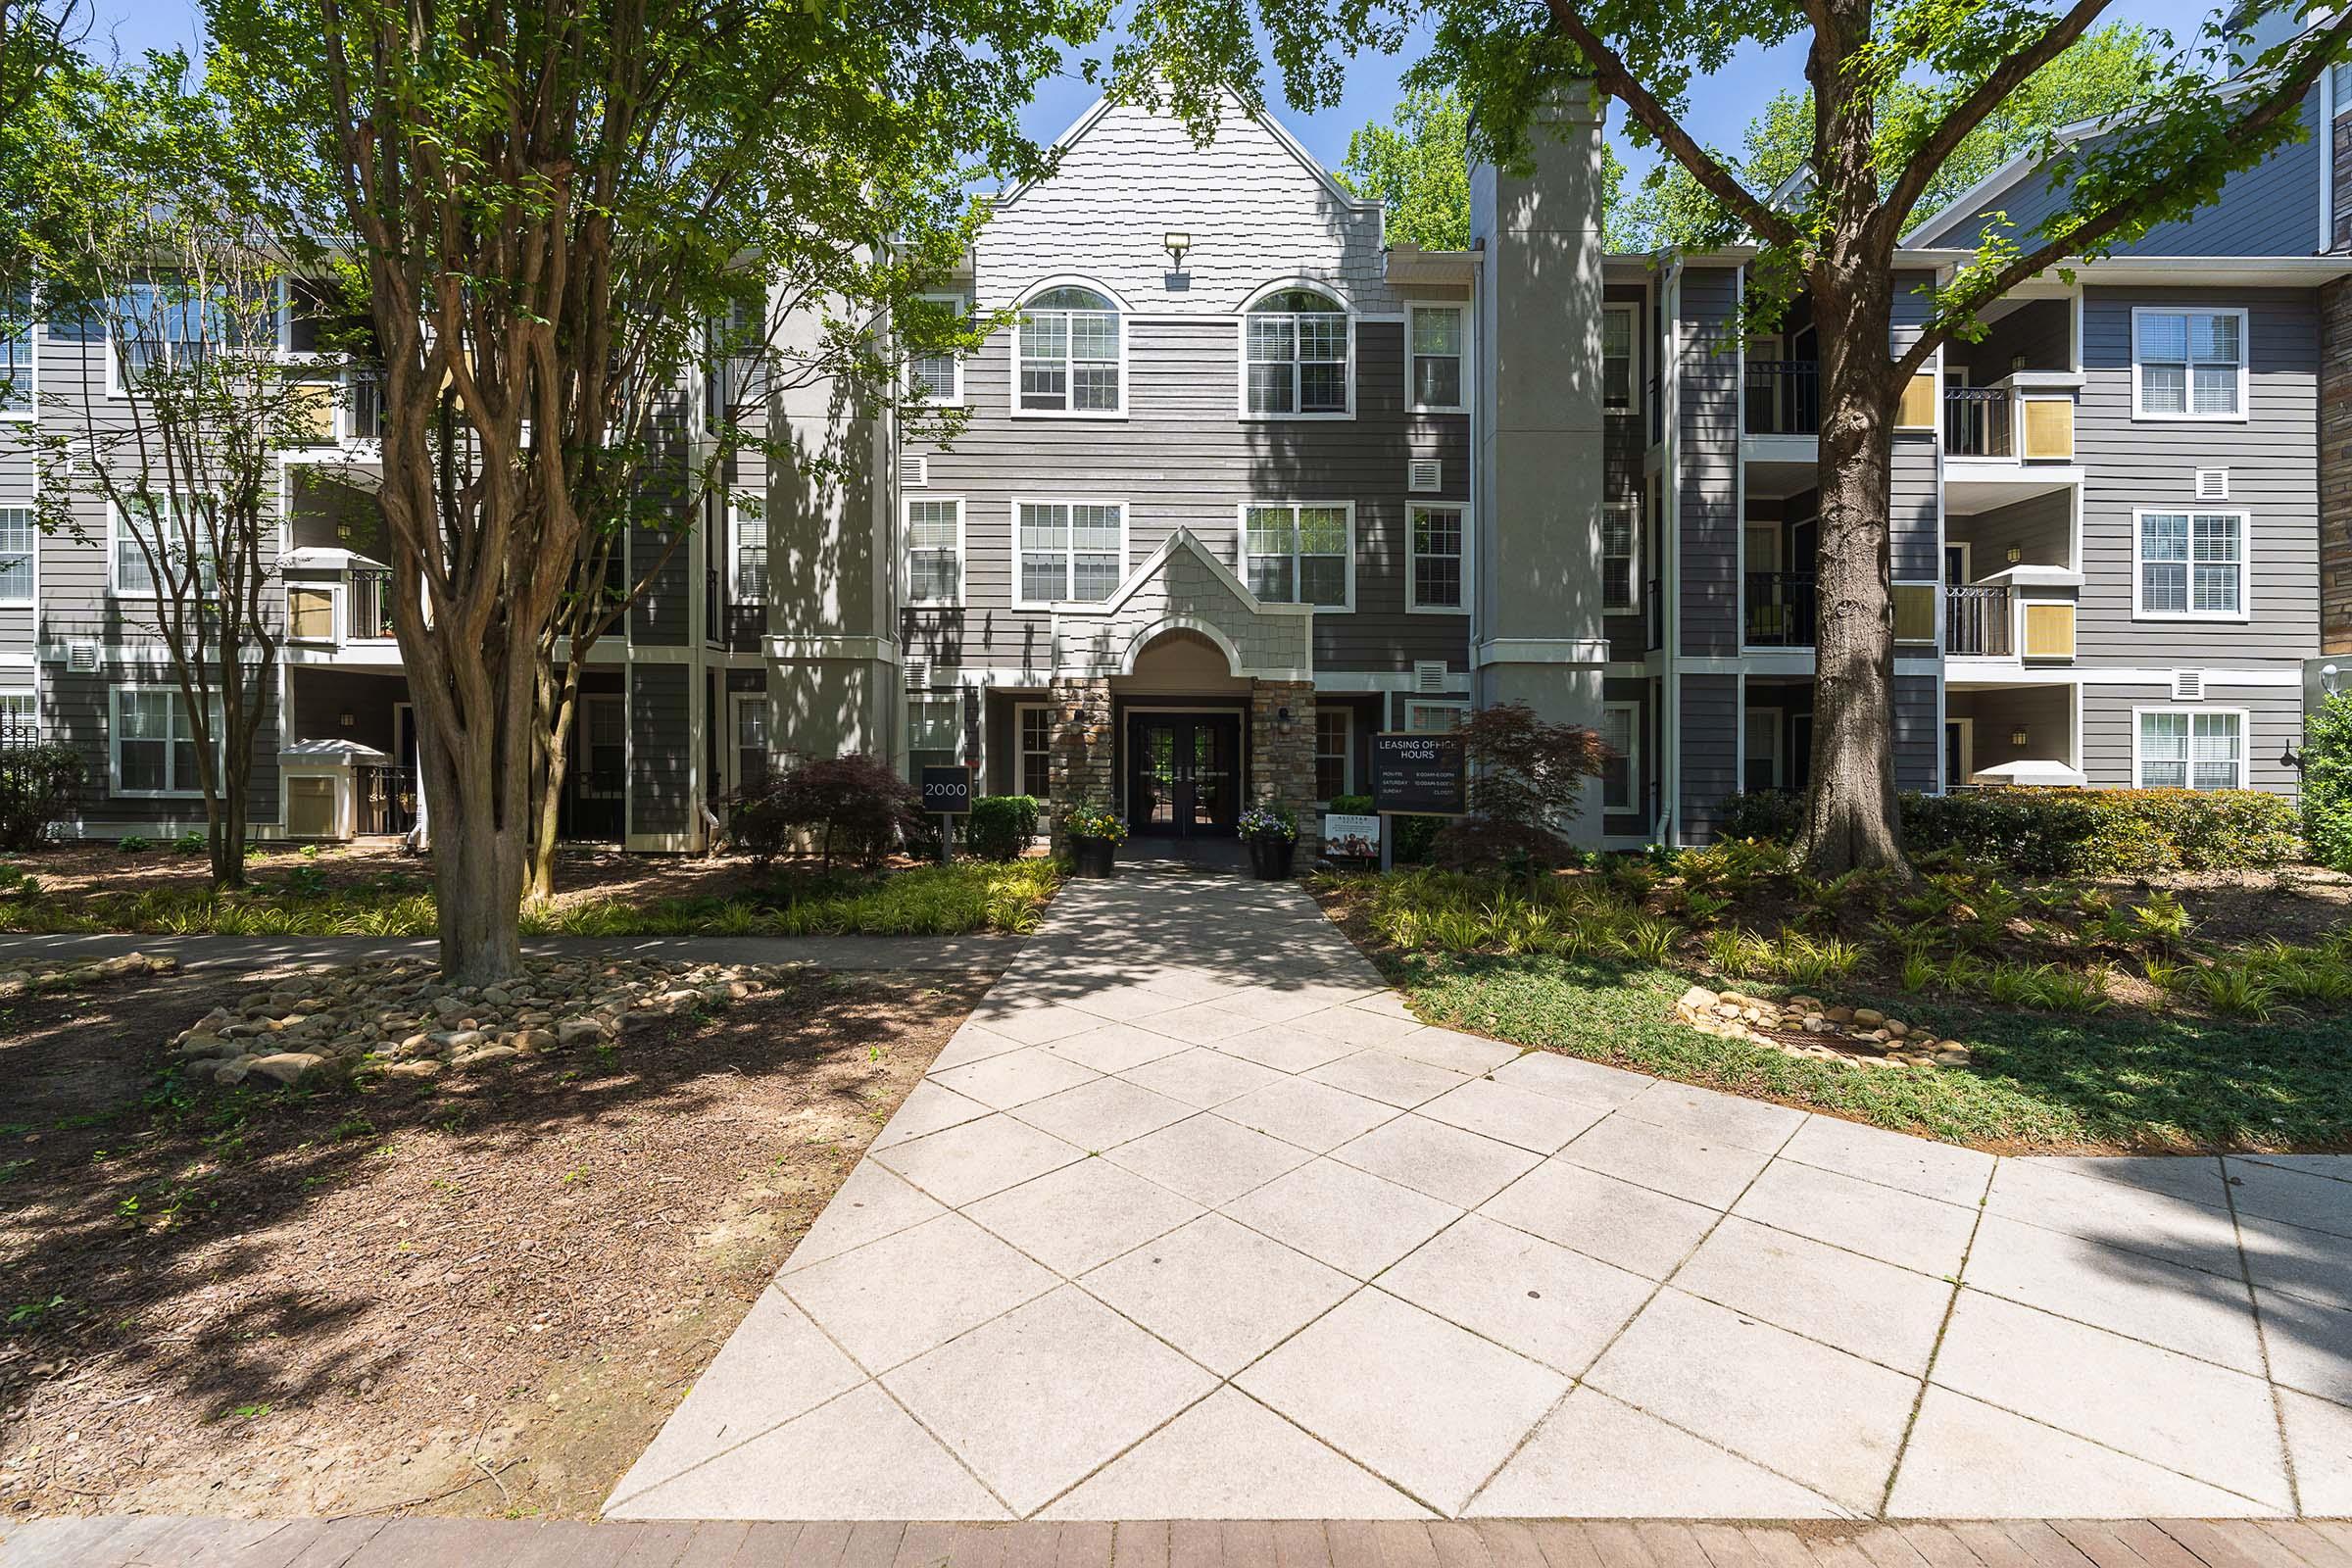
1237;1288;1569;1515
612;872;2352;1522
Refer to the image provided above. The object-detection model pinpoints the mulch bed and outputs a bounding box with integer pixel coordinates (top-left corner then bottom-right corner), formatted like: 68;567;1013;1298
0;957;990;1520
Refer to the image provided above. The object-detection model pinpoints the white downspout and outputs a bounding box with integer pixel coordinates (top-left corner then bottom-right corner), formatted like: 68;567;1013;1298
1659;255;1685;846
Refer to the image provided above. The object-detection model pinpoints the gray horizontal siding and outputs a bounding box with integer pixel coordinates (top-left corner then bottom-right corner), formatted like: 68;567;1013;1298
628;662;691;835
1680;671;1737;842
45;664;282;833
1894;672;1938;792
2079;683;2302;795
1678;268;1740;658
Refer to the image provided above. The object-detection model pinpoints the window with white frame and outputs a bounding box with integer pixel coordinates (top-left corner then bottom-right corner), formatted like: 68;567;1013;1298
1602;303;1640;414
729;493;767;603
1408;504;1464;612
1602;499;1641;613
1402;700;1465;733
1243;503;1349;608
907;694;960;755
111;278;243;384
2133;308;2245;418
0;507;31;607
732;694;770;792
111;686;222;796
1016;703;1052;800
1409;305;1463;411
2137;511;2244;617
1244;288;1350;416
112;495;217;598
286;582;336;640
2137;709;2244;791
0;690;34;743
578;695;625;799
1016;286;1121;414
2337;59;2352;114
1599;702;1639;813
1314;709;1350;801
905;497;963;606
2;282;31;418
906;293;964;404
1014;500;1123;606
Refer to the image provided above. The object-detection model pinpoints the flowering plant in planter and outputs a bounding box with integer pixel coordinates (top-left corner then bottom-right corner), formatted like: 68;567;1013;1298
1063;804;1128;845
1239;805;1297;843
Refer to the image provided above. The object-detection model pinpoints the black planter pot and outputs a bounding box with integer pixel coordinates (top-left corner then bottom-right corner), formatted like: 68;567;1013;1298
1247;836;1297;879
1072;836;1118;879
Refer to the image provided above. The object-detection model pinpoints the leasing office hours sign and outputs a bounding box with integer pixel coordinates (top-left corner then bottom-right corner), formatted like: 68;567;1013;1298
1370;732;1467;816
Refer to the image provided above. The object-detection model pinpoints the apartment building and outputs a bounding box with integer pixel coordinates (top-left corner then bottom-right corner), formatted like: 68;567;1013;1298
2;67;2340;852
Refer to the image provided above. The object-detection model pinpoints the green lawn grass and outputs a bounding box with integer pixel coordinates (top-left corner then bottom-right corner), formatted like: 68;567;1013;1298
1398;949;2352;1152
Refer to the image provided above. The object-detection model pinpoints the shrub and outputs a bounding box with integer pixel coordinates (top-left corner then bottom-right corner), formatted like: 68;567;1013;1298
0;743;83;853
1328;794;1374;815
1431;702;1610;871
729;754;922;869
2304;688;2352;872
1899;788;2299;876
1393;813;1441;863
1717;790;1806;844
117;835;151;855
966;795;1041;861
172;830;207;855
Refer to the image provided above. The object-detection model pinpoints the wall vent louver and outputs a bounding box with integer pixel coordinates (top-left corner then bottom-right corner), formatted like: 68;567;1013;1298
2172;669;2205;702
1413;660;1448;694
1406;459;1442;493
905;454;930;488
2194;467;2229;501
904;660;927;693
67;642;98;674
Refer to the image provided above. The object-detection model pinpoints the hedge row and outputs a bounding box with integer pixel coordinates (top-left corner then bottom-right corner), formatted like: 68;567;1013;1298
1718;787;2301;876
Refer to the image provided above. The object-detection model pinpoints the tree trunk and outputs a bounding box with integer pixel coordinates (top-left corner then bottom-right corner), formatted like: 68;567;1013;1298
212;760;248;890
1797;248;1910;879
526;657;583;905
408;625;537;988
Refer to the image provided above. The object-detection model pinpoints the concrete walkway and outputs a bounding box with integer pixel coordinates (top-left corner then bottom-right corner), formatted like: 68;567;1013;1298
606;870;2352;1523
0;932;1020;972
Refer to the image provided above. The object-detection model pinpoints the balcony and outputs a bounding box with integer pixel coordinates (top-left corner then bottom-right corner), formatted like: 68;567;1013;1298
1945;584;2011;657
1744;572;1816;649
706;558;764;652
1943;388;2012;458
349;567;396;641
1744;361;1819;437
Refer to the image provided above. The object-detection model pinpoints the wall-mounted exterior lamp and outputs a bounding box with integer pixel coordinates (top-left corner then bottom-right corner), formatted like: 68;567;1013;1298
2009;726;2030;749
1163;231;1192;272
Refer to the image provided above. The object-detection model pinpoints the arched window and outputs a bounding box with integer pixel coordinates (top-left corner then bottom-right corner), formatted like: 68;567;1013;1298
1017;286;1121;415
1244;288;1349;416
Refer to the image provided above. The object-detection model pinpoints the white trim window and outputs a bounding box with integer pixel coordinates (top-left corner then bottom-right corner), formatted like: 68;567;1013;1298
109;278;242;392
1407;503;1466;612
1602;498;1641;613
906;292;965;405
1408;304;1464;412
1014;701;1053;800
1602;303;1641;415
1599;702;1640;813
112;495;217;599
2132;307;2246;419
730;692;770;793
907;693;961;757
2;281;33;419
1014;499;1124;608
1314;707;1350;801
904;497;964;606
1242;502;1351;609
1402;699;1466;733
729;492;767;604
2136;510;2246;618
1242;288;1351;417
0;689;34;743
0;506;32;607
1016;286;1122;416
577;694;626;800
2135;708;2246;791
110;686;222;797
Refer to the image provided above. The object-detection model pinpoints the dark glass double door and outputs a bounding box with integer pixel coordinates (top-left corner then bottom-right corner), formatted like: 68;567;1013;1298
1128;713;1242;838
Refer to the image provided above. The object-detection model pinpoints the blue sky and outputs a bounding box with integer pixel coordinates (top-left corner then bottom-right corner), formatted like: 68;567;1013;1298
100;0;2237;186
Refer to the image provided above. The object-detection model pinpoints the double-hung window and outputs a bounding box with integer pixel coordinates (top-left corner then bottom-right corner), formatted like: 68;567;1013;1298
907;694;961;758
112;278;240;388
905;498;964;606
1602;304;1639;414
1407;504;1465;612
2137;710;2244;791
1244;289;1350;416
2133;308;2245;418
1602;499;1641;613
1314;709;1350;801
112;495;216;598
1243;503;1350;608
2136;511;2245;618
111;687;222;797
1409;305;1463;412
2;282;31;418
1403;700;1465;733
1599;703;1640;813
1015;704;1053;799
1016;287;1121;415
0;507;31;607
1014;500;1124;607
732;694;770;792
906;293;965;405
729;492;767;604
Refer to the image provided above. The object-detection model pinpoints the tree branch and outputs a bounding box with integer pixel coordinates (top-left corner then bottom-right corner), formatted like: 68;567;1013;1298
1538;0;1805;251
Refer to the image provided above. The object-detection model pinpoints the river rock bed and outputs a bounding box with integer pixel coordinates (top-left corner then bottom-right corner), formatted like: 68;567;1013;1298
1673;984;1973;1070
0;951;178;998
172;955;793;1088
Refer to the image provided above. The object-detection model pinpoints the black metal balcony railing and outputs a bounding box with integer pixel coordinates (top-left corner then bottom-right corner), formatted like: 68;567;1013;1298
1645;576;1664;652
349;370;386;441
1943;387;2012;458
1945;583;2012;657
705;565;764;651
348;567;396;640
1744;571;1817;648
356;763;418;836
1744;361;1820;436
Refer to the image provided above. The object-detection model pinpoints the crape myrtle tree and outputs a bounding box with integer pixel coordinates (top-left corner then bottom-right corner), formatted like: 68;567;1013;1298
24;57;343;888
202;0;1099;984
1124;0;2352;875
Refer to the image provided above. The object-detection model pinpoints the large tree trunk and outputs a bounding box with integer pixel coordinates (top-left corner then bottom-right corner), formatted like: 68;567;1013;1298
525;653;582;905
408;613;539;988
1798;246;1909;879
212;758;247;890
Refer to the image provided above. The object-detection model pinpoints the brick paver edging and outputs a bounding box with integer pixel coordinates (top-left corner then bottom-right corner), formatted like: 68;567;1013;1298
2;1517;2347;1568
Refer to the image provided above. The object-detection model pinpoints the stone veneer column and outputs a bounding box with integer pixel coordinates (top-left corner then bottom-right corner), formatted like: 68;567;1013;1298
2324;277;2352;655
1250;681;1320;861
1048;676;1114;855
